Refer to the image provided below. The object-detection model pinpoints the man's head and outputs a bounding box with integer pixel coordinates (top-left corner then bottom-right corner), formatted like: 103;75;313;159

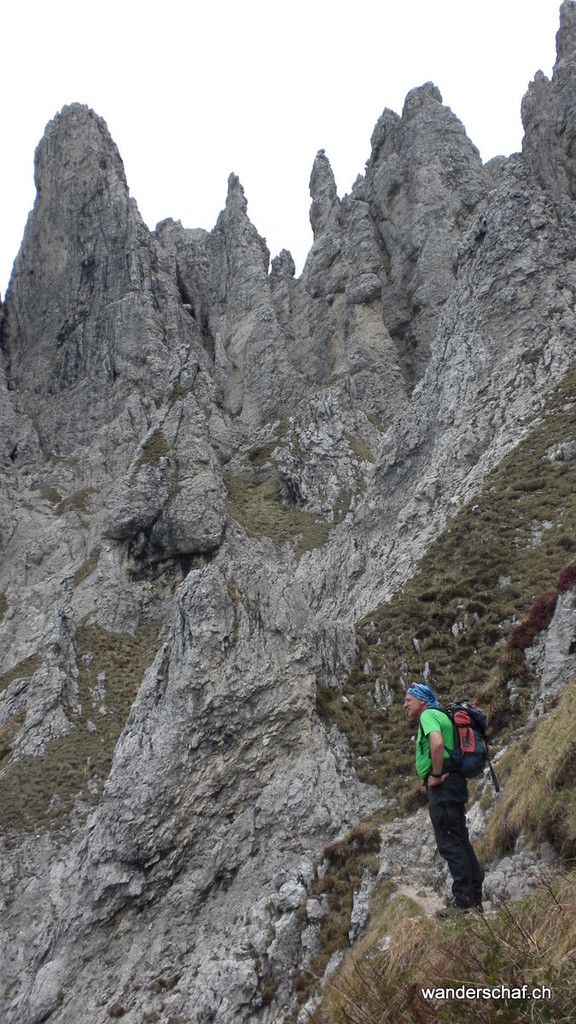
403;683;440;721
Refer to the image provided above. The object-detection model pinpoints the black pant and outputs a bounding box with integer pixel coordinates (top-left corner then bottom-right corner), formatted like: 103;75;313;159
427;772;483;907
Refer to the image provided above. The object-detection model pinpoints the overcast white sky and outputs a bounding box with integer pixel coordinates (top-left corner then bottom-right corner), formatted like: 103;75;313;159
0;0;564;298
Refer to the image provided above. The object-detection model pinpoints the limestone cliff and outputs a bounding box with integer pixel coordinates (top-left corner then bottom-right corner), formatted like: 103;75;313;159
2;5;576;1023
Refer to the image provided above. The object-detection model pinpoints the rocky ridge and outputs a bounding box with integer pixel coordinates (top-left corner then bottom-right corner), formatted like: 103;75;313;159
2;5;576;1022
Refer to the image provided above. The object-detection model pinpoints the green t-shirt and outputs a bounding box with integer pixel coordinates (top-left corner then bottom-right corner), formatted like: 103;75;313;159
415;708;455;779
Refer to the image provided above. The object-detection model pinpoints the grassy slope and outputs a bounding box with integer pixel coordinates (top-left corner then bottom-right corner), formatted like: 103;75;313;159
313;867;576;1024
484;676;576;861
0;621;161;836
316;363;576;800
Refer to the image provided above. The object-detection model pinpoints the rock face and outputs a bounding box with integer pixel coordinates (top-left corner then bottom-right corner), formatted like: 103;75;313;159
522;0;576;200
2;5;576;1022
4;106;179;447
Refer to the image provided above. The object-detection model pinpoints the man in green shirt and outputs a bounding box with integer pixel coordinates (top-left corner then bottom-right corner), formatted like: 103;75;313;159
404;683;483;912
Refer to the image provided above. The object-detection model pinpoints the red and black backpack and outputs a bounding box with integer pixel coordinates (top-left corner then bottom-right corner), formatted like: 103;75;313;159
443;701;500;791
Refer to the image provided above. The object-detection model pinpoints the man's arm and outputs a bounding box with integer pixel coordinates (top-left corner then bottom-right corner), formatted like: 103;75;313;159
427;730;448;786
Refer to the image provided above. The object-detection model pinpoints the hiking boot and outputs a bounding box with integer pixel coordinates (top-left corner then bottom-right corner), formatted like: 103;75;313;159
435;900;483;919
435;905;470;919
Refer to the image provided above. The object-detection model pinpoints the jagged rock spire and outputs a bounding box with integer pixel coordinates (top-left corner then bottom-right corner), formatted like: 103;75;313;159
1;104;177;449
309;149;340;238
3;104;139;398
556;0;576;61
224;172;249;216
521;0;576;198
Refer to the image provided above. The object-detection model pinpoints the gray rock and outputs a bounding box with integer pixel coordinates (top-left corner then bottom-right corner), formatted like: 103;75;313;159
27;957;66;1024
348;869;376;943
273;880;307;913
526;591;576;708
305;898;327;923
522;1;576;200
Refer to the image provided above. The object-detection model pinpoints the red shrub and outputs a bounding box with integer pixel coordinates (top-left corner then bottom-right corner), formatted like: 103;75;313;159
508;621;537;651
527;590;558;631
507;589;559;653
558;562;576;592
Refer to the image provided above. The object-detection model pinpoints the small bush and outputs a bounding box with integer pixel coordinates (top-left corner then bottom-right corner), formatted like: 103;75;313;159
507;621;537;652
506;588;559;653
323;840;349;866
558;562;576;591
106;1003;126;1019
527;589;558;631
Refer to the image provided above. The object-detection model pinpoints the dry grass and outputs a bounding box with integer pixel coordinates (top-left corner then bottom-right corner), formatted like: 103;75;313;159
134;428;170;469
312;870;576;1024
484;678;576;861
73;547;101;587
55;488;97;516
0;708;26;763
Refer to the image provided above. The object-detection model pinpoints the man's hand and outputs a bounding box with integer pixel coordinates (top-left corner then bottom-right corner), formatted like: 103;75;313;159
427;772;449;787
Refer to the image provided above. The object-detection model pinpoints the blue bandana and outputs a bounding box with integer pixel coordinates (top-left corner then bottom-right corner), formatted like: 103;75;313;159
406;683;440;709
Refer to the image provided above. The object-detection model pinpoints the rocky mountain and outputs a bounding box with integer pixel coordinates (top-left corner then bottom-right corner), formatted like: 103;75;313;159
2;4;576;1022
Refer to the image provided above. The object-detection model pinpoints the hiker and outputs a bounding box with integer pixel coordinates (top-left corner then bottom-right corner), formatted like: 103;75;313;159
403;682;483;912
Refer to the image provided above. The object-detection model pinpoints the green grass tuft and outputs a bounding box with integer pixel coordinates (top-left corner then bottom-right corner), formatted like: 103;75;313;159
225;471;334;559
55;488;97;516
0;709;26;763
0;655;42;695
73;548;101;587
40;484;62;505
344;432;376;464
134;428;170;470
